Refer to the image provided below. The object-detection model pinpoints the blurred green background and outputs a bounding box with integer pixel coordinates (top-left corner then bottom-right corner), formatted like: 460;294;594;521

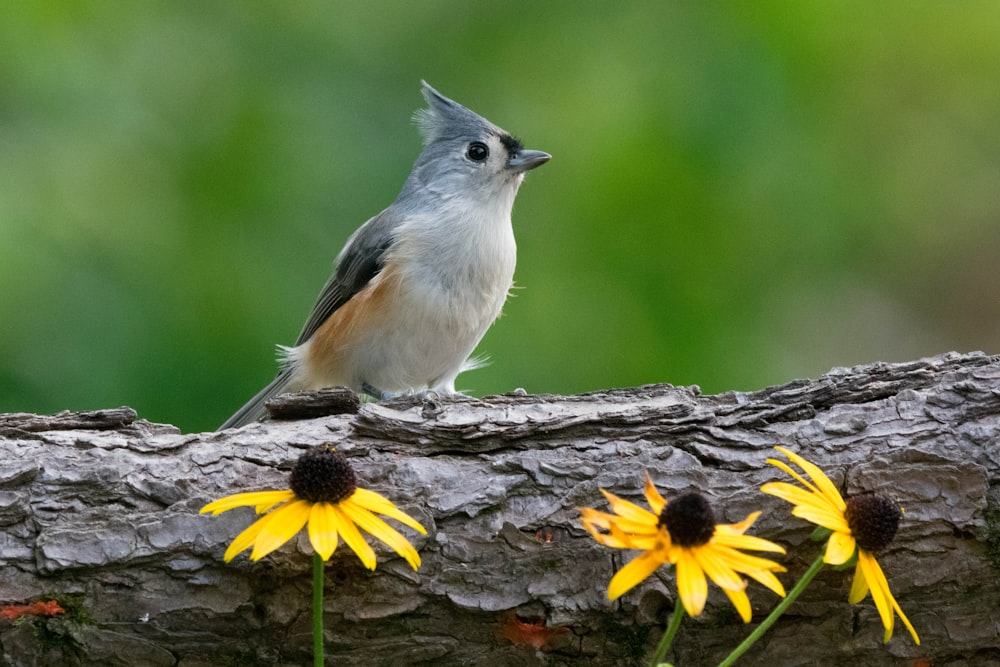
2;3;999;433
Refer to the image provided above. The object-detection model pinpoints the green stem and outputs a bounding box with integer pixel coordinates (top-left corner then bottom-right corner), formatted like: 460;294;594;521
716;553;826;667
649;596;685;667
313;552;325;667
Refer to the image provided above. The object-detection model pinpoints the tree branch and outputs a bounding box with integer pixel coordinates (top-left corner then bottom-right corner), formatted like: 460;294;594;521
1;351;998;666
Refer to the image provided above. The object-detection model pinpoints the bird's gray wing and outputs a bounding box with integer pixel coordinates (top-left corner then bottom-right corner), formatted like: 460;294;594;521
293;207;403;346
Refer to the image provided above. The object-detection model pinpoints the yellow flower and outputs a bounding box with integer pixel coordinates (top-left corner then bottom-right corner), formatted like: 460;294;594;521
201;446;426;569
580;473;786;622
761;446;919;644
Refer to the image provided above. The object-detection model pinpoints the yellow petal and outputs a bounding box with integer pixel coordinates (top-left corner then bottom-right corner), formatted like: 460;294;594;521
694;545;744;592
582;528;630;549
604;516;662;536
582;500;660;548
717;511;760;536
892;592;920;644
760;482;831;514
200;490;295;515
342;498;422;570
600;489;659;525
579;507;614;530
857;551;895;642
774;446;846;511
857;551;920;644
743;567;787;598
580;505;659;535
307;502;339;561
223;514;269;562
255;496;295;514
330;504;377;570
626;534;662;551
765;458;822;497
250;499;311;561
712;530;786;554
643;472;666;516
580;509;632;548
350;487;427;534
824;531;857;565
608;549;664;600
760;480;824;505
710;545;787;580
790;503;852;534
585;529;629;549
720;584;753;623
759;480;810;505
675;549;708;617
608;522;656;549
848;558;870;604
762;482;849;532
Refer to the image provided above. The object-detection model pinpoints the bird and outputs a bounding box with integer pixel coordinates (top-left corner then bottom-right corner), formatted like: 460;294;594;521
219;81;550;429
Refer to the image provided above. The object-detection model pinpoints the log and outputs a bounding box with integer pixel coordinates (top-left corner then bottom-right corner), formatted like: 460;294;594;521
1;351;998;666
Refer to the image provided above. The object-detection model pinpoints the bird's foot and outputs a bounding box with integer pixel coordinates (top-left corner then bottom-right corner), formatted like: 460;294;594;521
361;382;402;402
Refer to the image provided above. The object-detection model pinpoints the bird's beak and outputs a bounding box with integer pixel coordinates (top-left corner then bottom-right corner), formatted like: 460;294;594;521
508;149;551;173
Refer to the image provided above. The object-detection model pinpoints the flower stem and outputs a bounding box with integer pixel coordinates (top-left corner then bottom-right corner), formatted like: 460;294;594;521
649;596;685;667
716;553;826;667
313;552;325;667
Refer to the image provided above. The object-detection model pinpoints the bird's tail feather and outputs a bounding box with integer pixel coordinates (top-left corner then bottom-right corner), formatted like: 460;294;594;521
218;368;296;430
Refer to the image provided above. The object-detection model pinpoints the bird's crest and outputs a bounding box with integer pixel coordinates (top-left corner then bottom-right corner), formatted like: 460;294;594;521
414;80;497;145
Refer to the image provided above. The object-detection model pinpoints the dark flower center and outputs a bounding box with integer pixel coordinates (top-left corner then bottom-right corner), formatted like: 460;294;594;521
289;445;357;503
658;492;716;547
845;493;901;552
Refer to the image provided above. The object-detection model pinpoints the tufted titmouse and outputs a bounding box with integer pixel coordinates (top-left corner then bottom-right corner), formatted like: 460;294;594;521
219;81;550;429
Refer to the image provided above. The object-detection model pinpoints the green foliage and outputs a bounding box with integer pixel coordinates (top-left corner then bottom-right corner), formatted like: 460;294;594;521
2;2;999;432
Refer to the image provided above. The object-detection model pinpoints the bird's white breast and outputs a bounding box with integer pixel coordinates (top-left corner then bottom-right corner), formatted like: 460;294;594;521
348;195;517;392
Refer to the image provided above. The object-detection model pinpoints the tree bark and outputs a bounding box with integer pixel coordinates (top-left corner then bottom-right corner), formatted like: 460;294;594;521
1;351;998;666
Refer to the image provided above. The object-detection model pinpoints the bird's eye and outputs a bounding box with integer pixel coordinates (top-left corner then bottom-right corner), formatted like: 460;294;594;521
466;141;489;162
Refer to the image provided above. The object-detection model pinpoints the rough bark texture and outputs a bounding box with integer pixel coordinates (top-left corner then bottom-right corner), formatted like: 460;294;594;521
1;351;999;666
